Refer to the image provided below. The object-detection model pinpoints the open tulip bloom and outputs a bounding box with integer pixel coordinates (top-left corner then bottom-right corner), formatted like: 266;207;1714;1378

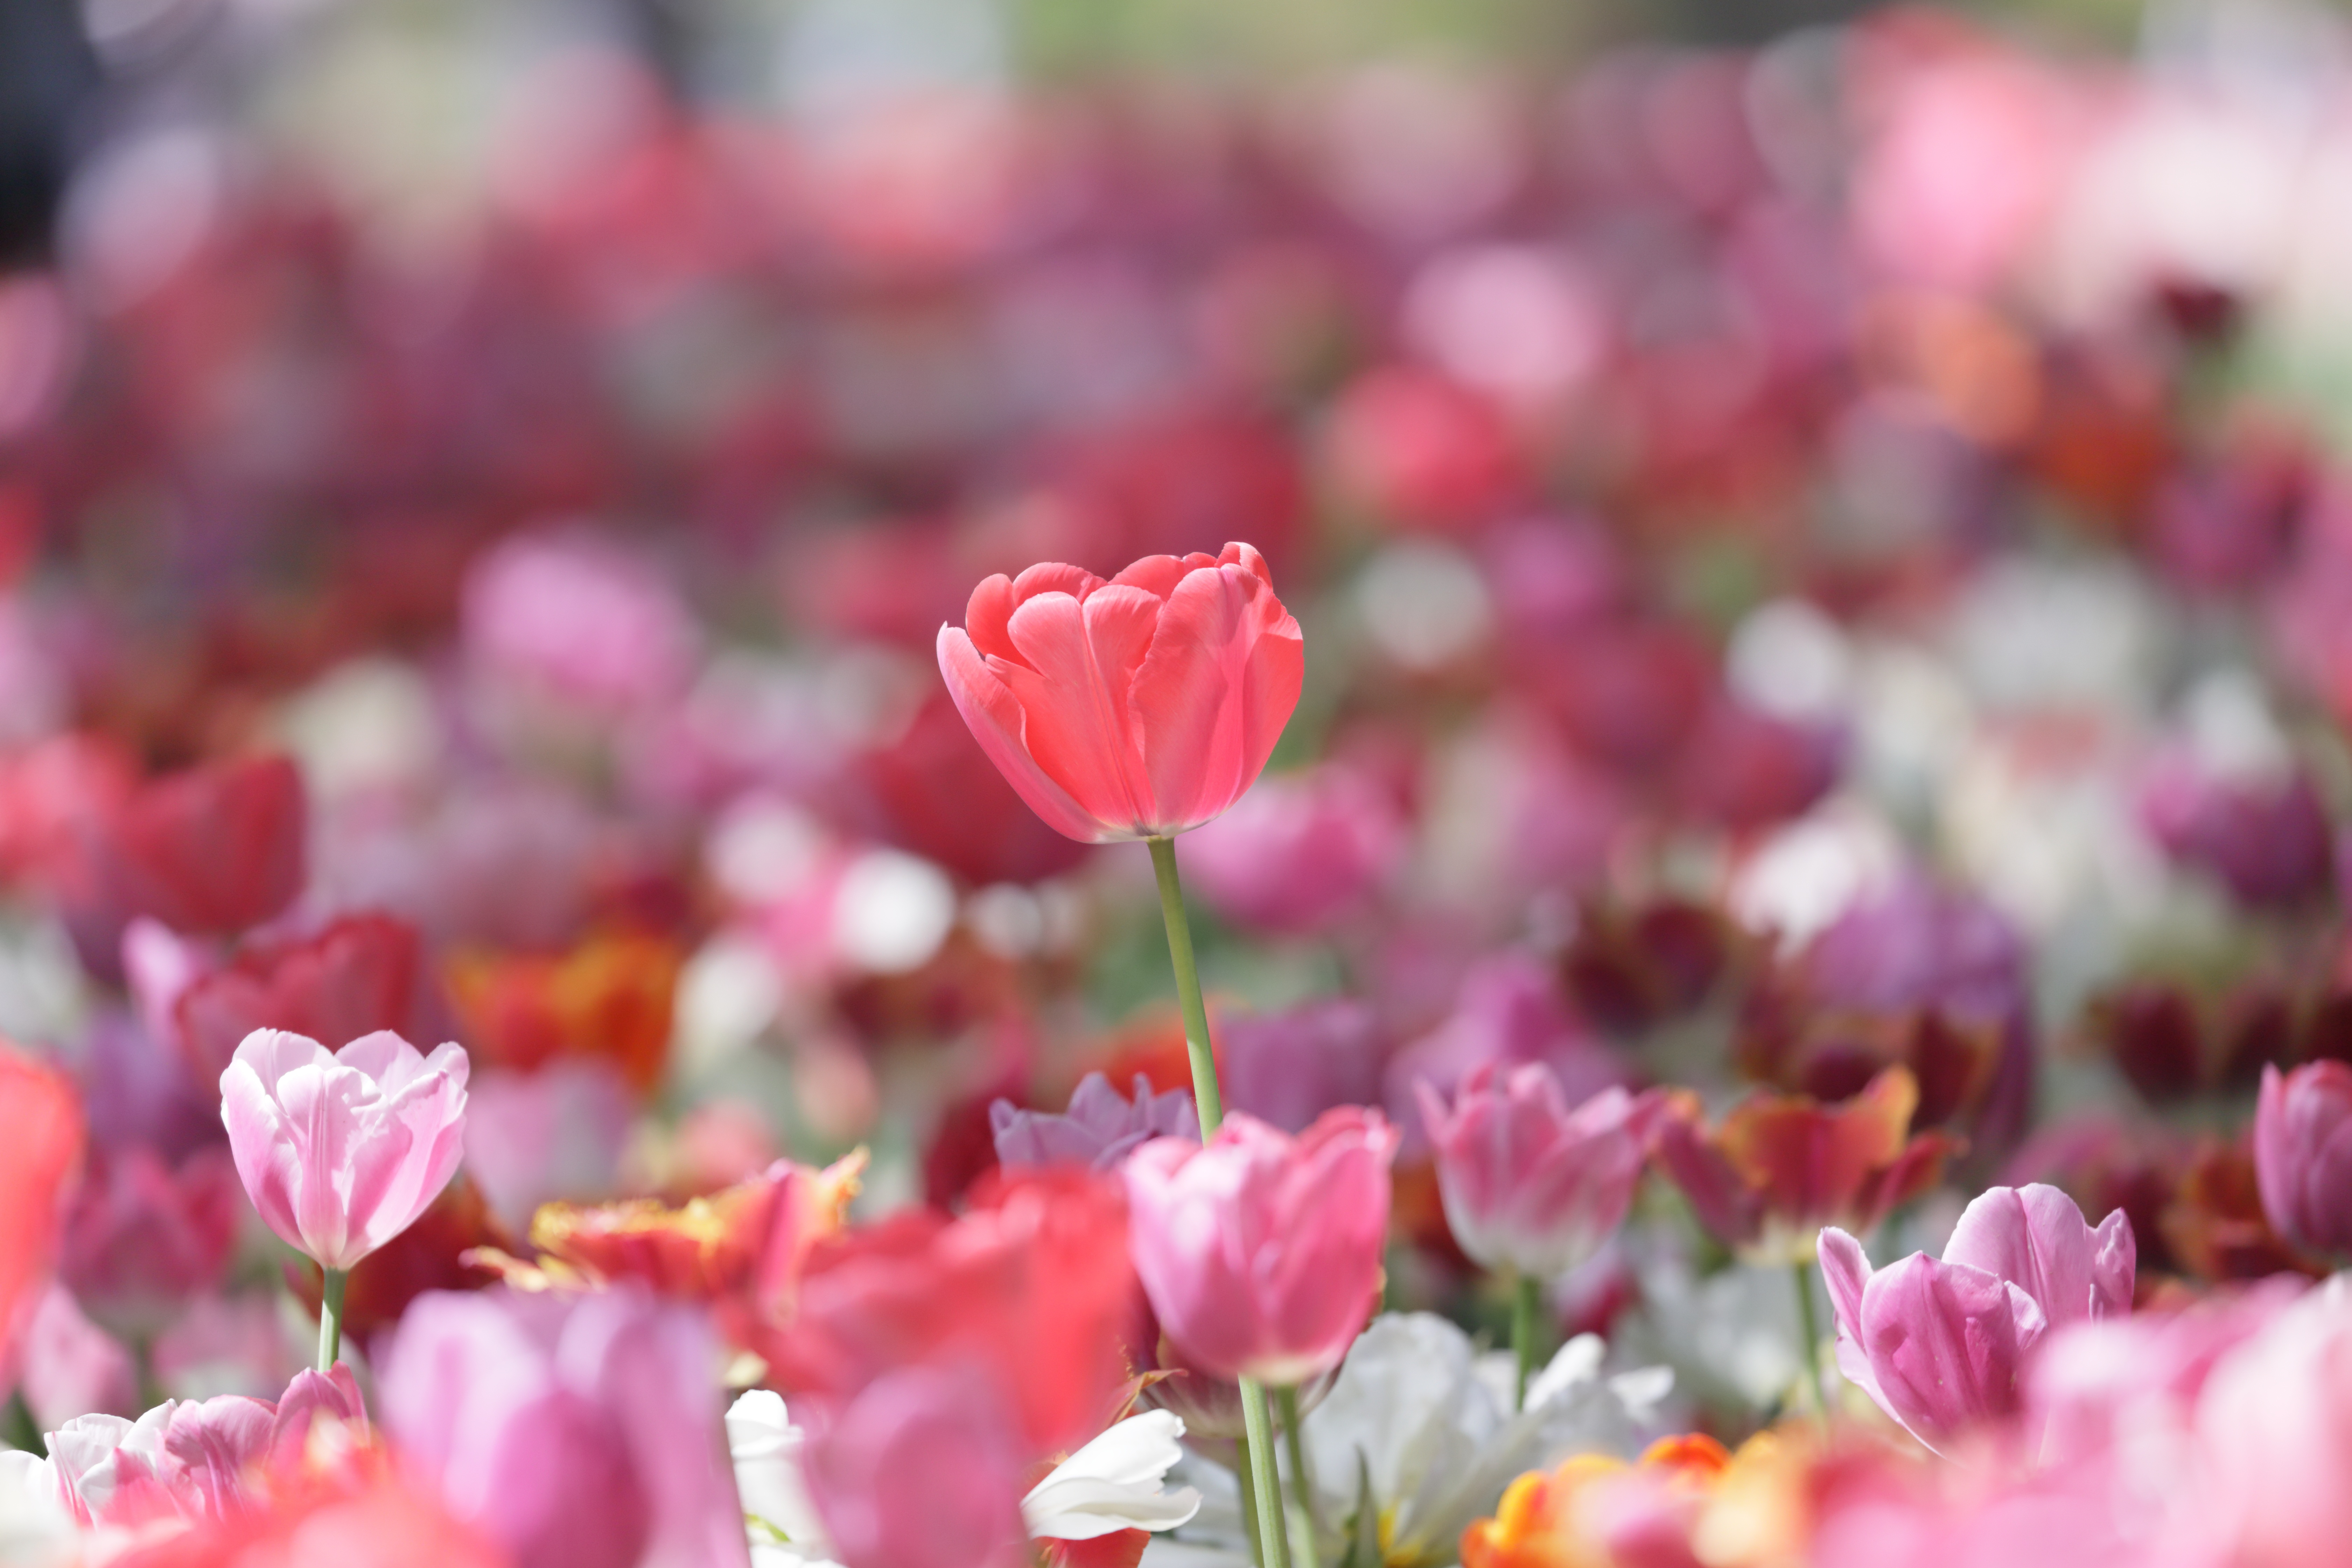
219;1028;469;1370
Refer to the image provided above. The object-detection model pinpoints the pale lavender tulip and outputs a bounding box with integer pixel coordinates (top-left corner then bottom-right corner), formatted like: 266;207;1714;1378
379;1287;750;1568
990;1072;1197;1171
1820;1183;2134;1453
218;1029;469;1271
1416;1064;1663;1279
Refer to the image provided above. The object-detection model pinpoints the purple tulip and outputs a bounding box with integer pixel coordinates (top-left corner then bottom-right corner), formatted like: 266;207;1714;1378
1415;1064;1663;1279
379;1288;750;1568
2254;1061;2352;1258
990;1071;1197;1171
804;1366;1032;1568
1819;1183;2133;1452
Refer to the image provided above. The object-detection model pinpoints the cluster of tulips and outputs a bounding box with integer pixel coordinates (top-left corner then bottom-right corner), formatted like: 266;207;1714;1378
5;5;2352;1567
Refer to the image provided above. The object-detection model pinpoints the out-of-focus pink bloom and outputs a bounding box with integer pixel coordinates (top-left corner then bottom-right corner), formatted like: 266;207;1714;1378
152;912;427;1084
1673;700;1843;833
2253;1062;2352;1259
1326;366;1526;532
0;1045;83;1403
60;1146;243;1337
269;1364;370;1461
461;1061;634;1234
380;1287;751;1568
464;533;700;712
1223;998;1387;1134
77;1009;219;1164
845;690;1092;887
1180;763;1404;934
219;1029;470;1273
2140;753;2332;911
18;1285;137;1432
804;1367;1032;1568
2196;1282;2352;1568
1820;1183;2133;1452
1385;955;1628;1156
1123;1108;1398;1385
991;1072;1198;1172
151;1292;308;1404
1415;1065;1664;1280
935;543;1303;844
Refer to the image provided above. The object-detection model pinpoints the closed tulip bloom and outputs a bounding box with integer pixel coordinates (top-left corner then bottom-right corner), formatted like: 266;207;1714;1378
935;544;1304;844
1123;1108;1398;1387
2253;1061;2352;1257
1416;1066;1664;1280
1819;1183;2133;1453
218;1029;470;1272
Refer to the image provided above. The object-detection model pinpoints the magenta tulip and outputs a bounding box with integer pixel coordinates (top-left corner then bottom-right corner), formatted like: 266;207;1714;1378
1122;1107;1398;1386
1819;1183;2133;1452
935;543;1304;844
2253;1061;2352;1258
1416;1065;1662;1280
218;1028;469;1272
379;1287;750;1568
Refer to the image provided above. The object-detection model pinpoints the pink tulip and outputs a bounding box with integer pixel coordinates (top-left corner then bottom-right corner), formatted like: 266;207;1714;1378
935;543;1304;843
17;1285;136;1432
2196;1283;2352;1568
804;1367;1032;1568
218;1029;470;1272
2253;1061;2352;1258
1820;1183;2133;1452
380;1287;751;1568
59;1145;243;1338
1180;762;1404;932
1415;1065;1663;1279
1122;1107;1397;1386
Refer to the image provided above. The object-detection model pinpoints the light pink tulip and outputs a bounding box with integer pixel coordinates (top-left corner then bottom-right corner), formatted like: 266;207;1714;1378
1820;1183;2133;1453
936;543;1304;843
1122;1108;1398;1386
1415;1065;1663;1280
218;1029;470;1272
2253;1061;2352;1258
2197;1282;2352;1568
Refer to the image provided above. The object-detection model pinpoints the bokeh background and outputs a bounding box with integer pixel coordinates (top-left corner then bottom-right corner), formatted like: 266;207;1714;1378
6;0;2352;1422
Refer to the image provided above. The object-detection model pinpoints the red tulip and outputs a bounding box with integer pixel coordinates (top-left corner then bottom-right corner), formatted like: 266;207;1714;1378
936;544;1303;844
0;1044;83;1400
75;757;307;937
142;912;425;1084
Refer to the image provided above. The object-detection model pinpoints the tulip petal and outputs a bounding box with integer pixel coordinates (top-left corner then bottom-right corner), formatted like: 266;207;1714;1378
1127;564;1302;832
1856;1254;2043;1451
937;625;1111;842
997;587;1162;834
1942;1182;2129;1330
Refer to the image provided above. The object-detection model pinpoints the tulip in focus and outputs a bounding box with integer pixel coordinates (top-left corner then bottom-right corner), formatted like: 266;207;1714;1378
1818;1183;2134;1452
1123;1108;1398;1386
2252;1061;2352;1259
1417;1066;1665;1281
991;1072;1199;1172
935;543;1303;844
380;1286;751;1568
1652;1066;1957;1265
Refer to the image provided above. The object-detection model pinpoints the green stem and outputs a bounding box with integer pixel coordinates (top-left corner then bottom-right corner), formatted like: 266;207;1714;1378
1147;835;1225;1137
317;1268;348;1373
1791;1260;1825;1426
1236;1429;1263;1568
1237;1377;1291;1568
1276;1385;1321;1568
1512;1272;1544;1413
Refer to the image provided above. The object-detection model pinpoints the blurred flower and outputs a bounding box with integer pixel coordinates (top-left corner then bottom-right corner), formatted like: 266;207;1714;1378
1653;1066;1959;1266
1020;1409;1200;1544
380;1287;750;1568
446;931;682;1094
464;533;700;714
460;1061;635;1236
17;1286;136;1433
842;690;1090;887
1418;1067;1664;1282
0;1045;83;1402
2139;752;2333;912
804;1367;1029;1568
146;912;426;1086
1180;763;1404;934
726;1389;833;1563
219;1029;470;1273
1458;1431;1731;1568
2253;1062;2352;1260
990;1072;1197;1172
935;544;1303;844
1124;1108;1396;1386
1819;1183;2133;1453
2196;1279;2352;1568
1222;999;1387;1135
1559;897;1741;1041
52;756;307;946
1386;956;1629;1153
59;1145;240;1339
763;1169;1134;1460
